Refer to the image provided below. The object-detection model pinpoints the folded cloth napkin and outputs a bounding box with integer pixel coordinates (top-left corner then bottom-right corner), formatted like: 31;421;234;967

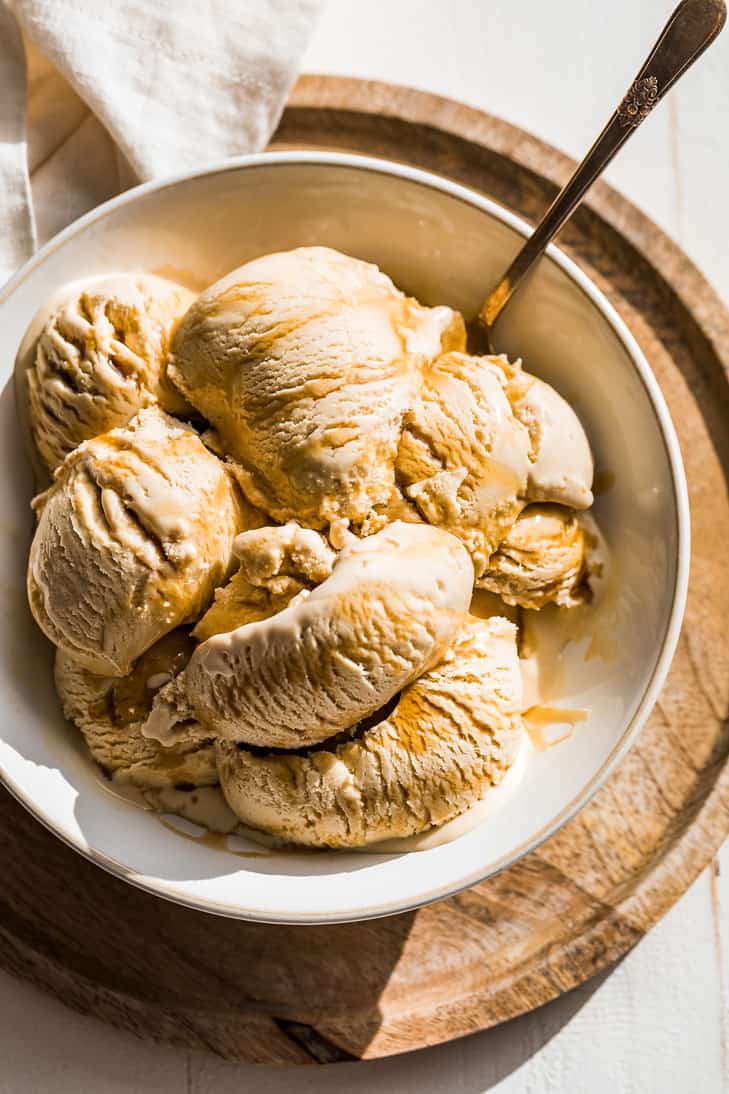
0;0;321;284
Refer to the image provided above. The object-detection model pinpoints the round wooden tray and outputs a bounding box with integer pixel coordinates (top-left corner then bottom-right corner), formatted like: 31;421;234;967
2;76;728;1065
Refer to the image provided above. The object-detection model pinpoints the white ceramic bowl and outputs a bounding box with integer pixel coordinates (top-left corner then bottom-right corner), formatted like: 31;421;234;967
0;152;689;923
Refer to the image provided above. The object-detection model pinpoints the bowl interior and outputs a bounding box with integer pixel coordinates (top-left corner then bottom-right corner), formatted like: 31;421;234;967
0;156;685;922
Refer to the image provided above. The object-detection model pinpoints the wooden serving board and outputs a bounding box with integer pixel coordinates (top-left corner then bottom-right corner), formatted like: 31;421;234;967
1;76;728;1065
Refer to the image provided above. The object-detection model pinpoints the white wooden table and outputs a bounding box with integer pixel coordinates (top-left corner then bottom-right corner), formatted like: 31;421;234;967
1;2;727;1090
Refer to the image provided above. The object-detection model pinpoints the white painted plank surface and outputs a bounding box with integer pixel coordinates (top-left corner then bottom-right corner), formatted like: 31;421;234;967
1;1;727;1089
0;970;187;1094
715;845;729;1088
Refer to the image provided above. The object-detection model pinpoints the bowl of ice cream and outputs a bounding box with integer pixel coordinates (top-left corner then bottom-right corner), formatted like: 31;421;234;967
0;152;688;923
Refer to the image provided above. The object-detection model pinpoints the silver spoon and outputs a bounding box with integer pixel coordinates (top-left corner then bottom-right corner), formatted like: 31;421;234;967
477;0;726;353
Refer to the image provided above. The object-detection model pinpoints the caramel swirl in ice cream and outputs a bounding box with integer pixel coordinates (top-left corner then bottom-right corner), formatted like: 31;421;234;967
27;274;194;472
216;616;522;848
28;408;247;676
169;247;465;529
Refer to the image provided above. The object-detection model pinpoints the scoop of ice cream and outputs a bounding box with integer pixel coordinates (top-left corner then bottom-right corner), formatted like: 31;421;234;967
169;246;465;528
55;630;217;789
193;522;335;643
28;408;245;676
394;352;531;577
170;522;473;750
26;274;195;472
232;521;335;595
479;504;588;608
216;615;522;847
495;358;593;509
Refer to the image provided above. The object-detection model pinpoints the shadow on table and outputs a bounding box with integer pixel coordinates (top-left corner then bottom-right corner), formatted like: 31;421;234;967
0;784;421;1064
186;960;619;1087
448;964;617;1091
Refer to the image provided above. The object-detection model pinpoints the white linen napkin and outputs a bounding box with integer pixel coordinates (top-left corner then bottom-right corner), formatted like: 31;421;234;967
0;3;36;280
0;0;321;284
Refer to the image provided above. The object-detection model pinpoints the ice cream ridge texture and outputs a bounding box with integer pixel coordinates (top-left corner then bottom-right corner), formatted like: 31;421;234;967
25;248;596;848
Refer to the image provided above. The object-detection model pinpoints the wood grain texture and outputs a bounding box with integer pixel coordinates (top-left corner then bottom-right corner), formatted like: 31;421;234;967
0;76;727;1065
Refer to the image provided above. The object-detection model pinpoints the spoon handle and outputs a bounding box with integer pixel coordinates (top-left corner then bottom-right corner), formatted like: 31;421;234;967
480;0;726;334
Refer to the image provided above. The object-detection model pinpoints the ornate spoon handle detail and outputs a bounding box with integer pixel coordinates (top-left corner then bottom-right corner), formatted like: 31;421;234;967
479;0;726;345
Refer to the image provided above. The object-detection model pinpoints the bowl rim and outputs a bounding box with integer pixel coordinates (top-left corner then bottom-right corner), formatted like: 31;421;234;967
0;149;691;923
